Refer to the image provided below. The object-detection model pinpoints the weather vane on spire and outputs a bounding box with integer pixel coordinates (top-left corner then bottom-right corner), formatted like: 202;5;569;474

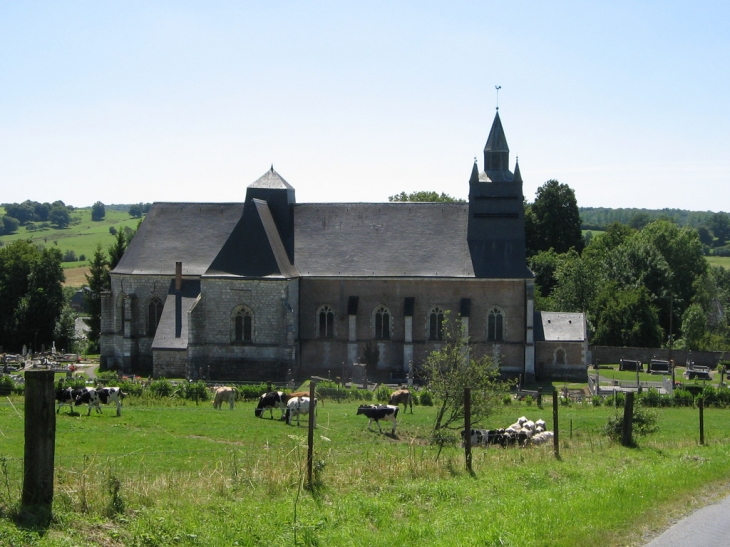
495;85;501;110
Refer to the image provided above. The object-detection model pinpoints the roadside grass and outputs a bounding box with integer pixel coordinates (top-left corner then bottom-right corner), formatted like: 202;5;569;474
2;396;730;546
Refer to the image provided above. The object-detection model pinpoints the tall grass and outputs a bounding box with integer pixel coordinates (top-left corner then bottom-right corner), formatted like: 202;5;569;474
2;396;730;546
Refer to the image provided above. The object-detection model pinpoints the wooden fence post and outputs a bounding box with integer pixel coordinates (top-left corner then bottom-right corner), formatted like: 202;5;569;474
699;397;705;446
464;387;472;472
307;380;316;488
552;391;559;459
622;391;635;447
22;370;56;520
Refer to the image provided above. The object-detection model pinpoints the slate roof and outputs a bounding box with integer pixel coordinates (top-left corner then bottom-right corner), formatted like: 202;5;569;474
113;203;245;276
534;312;586;342
293;202;475;277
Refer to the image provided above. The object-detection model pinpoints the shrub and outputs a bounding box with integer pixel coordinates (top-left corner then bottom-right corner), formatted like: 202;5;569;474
237;383;269;401
178;381;210;401
672;388;694;407
639;388;662;407
149;378;174;398
503;394;513;405
591;395;603;406
419;391;434;406
524;395;534;406
0;376;13;396
604;408;659;442
560;396;571;407
118;380;144;397
375;385;391;402
612;391;626;408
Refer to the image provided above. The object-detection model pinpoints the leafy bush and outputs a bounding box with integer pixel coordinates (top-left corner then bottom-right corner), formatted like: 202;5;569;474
524;395;534;406
639;388;662;407
375;385;391;402
149;378;174;398
701;386;730;408
118;380;144;397
672;389;694;407
419;391;434;406
559;396;571;407
591;395;603;406
96;370;121;384
503;394;513;405
237;383;269;401
178;380;210;401
0;376;14;396
611;391;626;408
605;408;659;442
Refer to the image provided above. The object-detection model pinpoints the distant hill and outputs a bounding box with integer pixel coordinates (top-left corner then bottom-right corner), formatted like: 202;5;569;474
580;207;724;231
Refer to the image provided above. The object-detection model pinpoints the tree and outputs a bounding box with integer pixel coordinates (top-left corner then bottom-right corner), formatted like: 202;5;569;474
2;216;19;235
128;204;143;218
91;201;106;221
108;229;127;271
680;303;706;351
709;212;730;246
551;250;602;313
421;315;508;452
84;244;110;352
592;284;663;348
637;220;707;337
525;179;583;256
0;240;65;352
54;304;78;353
388;191;465;203
49;204;71;228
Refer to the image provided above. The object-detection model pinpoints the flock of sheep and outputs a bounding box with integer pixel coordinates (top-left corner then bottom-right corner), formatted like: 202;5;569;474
462;415;554;448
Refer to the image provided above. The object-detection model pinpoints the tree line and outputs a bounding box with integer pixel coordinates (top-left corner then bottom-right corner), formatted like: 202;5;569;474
526;181;729;353
0;200;152;236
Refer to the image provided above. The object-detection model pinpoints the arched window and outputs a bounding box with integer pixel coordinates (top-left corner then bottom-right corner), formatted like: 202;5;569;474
317;305;334;339
116;293;127;333
374;305;391;340
554;348;567;365
429;307;445;341
148;298;163;336
487;307;504;341
231;306;254;344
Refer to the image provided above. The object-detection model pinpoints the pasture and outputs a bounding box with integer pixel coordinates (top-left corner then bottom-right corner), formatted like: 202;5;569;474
2;393;730;546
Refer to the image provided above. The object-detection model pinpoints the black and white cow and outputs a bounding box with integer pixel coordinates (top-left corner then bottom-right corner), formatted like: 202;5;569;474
255;391;287;419
356;404;399;434
75;386;126;416
285;396;316;427
55;387;84;414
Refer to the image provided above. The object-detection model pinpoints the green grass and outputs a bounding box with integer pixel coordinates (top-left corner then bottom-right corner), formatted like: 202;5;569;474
0;208;141;267
2;395;730;546
707;255;730;270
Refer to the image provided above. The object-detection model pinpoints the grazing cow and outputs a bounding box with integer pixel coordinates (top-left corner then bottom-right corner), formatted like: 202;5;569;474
388;389;413;413
75;386;127;416
74;387;102;415
356;404;399;434
213;386;237;410
55;387;83;414
96;387;126;416
285;396;316;426
255;391;287;419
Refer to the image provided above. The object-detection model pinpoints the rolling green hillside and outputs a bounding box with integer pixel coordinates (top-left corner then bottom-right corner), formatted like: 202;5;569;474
0;206;142;286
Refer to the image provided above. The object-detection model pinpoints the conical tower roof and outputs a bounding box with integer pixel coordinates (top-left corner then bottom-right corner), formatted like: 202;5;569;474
248;165;294;190
484;111;509;153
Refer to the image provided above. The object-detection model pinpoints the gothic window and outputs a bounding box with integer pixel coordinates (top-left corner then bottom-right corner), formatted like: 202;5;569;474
487;307;505;341
554;348;567;365
317;305;335;339
231;306;254;344
374;305;391;340
429;307;445;341
116;293;127;333
148;297;163;337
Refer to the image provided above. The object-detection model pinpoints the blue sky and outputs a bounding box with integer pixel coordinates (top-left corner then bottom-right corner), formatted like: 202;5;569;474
1;1;728;211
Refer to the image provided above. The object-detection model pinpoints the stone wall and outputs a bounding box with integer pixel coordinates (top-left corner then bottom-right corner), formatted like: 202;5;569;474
298;277;528;377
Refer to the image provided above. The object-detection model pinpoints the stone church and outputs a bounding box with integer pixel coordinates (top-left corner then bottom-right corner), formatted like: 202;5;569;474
100;111;587;383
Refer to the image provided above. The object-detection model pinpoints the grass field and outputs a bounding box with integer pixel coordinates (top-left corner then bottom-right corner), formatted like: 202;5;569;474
2;393;730;546
707;255;730;270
